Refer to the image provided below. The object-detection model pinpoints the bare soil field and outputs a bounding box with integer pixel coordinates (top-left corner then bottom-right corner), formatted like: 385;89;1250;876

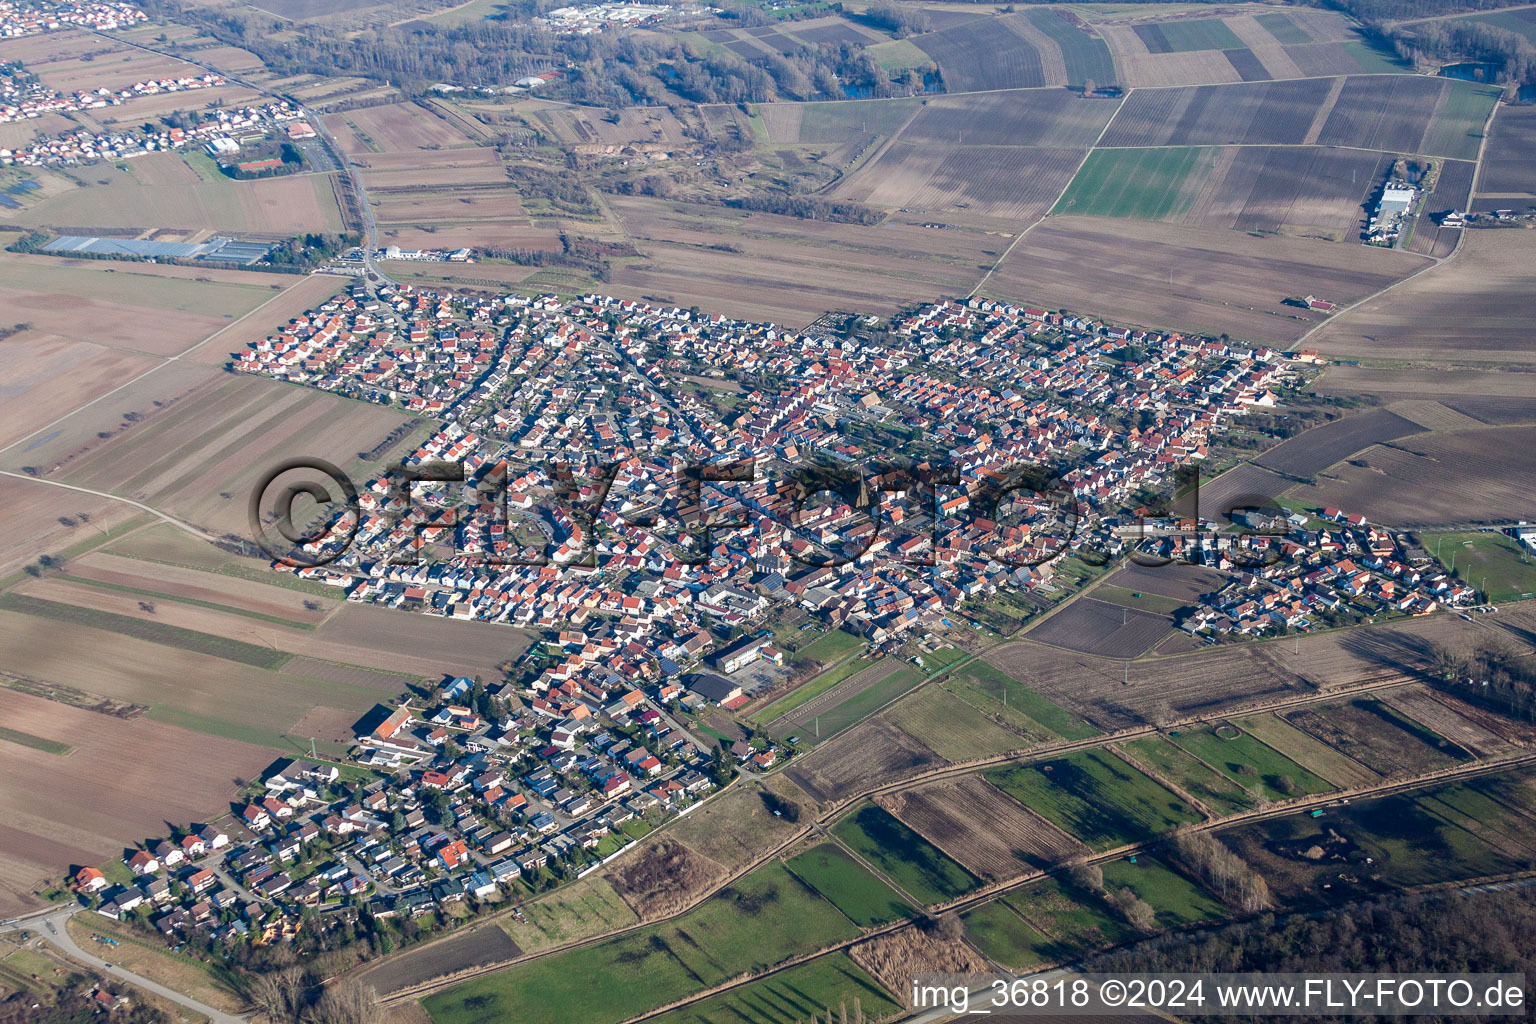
900;91;1121;148
606;838;728;920
880;775;1086;879
380;221;561;252
786;715;944;804
1101;78;1336;147
664;781;810;872
987;217;1427;346
0;331;160;447
0;251;290;356
1170;462;1298;522
357;148;508;188
986;611;1494;730
1283;696;1471;776
358;924;522;996
1314;365;1536;410
38;370;413;538
1477;104;1536;197
0;687;272;917
1408;158;1477;259
1380;684;1515;757
0;476;141;577
608;197;998;326
11;158;344;235
1025;598;1172;658
1182;145;1389;242
279;656;421;692
914;16;1047;91
343;102;478;151
373;189;527;225
1307;230;1536;366
65;550;337;624
838;143;1087;221
1283;426;1536;527
1314;76;1475;158
1254;408;1424;479
1102;562;1226;602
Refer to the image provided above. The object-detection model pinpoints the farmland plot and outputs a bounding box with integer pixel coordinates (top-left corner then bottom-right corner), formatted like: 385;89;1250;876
899;90;1120;148
1284;697;1473;777
1024;598;1171;658
1100;78;1336;147
985;749;1201;849
988;216;1427;346
1004;877;1135;958
785;715;943;804
831;803;981;904
1233;712;1381;788
876;145;1088;221
1169;723;1334;800
1316;77;1497;160
761;97;919;144
1022;9;1117;87
1122;736;1255;816
963;902;1050;968
1053;147;1210;220
1132;18;1244;53
1477;104;1536;197
1183;145;1391;241
914;16;1047;92
1254;408;1424;478
1309;229;1536;366
880;775;1086;878
885;684;1031;761
1285;426;1536;527
1380;685;1515;758
343;101;477;151
784;843;914;926
1409;158;1477;259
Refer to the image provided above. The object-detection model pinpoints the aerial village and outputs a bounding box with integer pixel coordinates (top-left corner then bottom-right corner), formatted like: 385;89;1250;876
64;286;1486;953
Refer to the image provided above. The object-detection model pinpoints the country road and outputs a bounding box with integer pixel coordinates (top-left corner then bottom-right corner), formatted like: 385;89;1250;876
12;905;248;1024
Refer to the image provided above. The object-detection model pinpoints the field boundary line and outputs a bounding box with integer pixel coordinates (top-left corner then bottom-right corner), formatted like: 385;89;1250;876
0;471;215;543
968;87;1134;299
0;274;331;460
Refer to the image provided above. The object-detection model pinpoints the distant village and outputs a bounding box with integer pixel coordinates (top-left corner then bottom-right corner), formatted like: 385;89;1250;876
0;0;145;37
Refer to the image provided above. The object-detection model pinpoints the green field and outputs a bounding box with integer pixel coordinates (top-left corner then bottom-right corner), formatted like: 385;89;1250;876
952;660;1099;741
794;628;867;665
985;749;1202;849
1169;723;1334;801
1123;736;1255;816
759;655;875;723
1233;713;1380;788
1053;147;1212;219
831;804;980;905
0;593;289;669
1422;82;1502;161
1100;855;1226;928
886;684;1029;760
645;954;900;1024
429;862;857;1024
787;667;926;743
1254;12;1311;44
1422;531;1536;603
1027;8;1118;86
962;901;1049;969
1149;17;1244;51
1003;877;1134;960
0;725;72;756
498;874;638;953
865;38;936;74
785;843;916;926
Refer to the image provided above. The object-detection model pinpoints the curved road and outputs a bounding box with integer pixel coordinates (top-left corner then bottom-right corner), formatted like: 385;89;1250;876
22;905;248;1024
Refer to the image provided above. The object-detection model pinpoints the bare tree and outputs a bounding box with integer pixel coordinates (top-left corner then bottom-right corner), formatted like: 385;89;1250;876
304;980;382;1024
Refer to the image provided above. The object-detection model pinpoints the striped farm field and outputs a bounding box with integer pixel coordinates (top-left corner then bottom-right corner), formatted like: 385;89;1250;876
1053;147;1211;219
